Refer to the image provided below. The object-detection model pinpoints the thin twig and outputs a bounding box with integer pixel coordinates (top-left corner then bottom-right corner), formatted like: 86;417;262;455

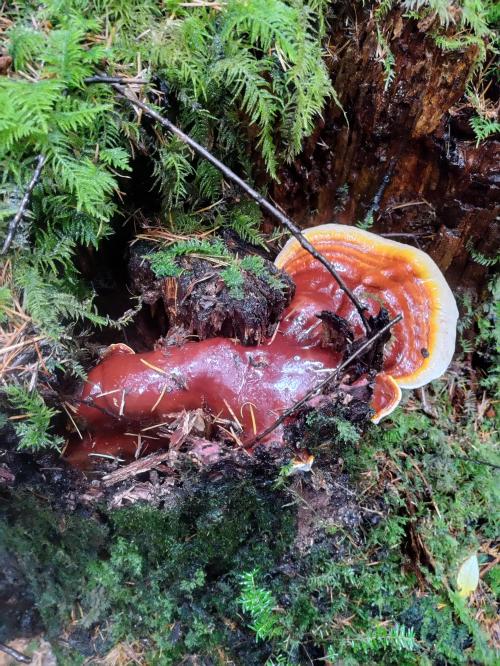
84;75;149;85
386;200;432;212
453;455;500;470
381;232;429;238
102;450;172;486
417;386;438;418
0;335;45;356
364;158;396;222
179;1;226;7
249;314;402;444
66;395;120;420
87;77;372;332
0;642;32;664
2;154;46;255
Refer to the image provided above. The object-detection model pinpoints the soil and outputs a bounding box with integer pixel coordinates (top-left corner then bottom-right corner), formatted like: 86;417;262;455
0;551;43;644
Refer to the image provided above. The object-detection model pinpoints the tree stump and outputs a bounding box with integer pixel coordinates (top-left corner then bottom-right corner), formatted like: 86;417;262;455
271;6;499;292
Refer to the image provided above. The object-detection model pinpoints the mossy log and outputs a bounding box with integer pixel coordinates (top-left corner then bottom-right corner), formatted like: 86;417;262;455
128;241;295;345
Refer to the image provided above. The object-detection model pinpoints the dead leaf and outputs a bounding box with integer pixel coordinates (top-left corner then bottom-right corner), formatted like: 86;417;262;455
457;554;480;598
0;56;12;75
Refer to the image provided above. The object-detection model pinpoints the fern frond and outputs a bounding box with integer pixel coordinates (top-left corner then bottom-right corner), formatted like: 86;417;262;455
402;0;455;26
276;2;333;161
375;0;396;19
15;264;109;339
3;385;63;451
194;161;222;202
221;0;299;61
169;212;204;235
461;0;491;36
0;80;62;151
469;115;500;145
150;15;212;99
49;152;117;219
403;0;493;36
346;623;417;655
239;570;282;641
53;98;111;133
32;229;75;274
98;146;132;172
44;26;96;87
0;286;12;324
356;213;375;231
221;263;245;298
376;27;396;92
7;24;46;70
467;242;499;266
153;140;194;207
213;48;279;176
228;205;266;248
434;32;486;63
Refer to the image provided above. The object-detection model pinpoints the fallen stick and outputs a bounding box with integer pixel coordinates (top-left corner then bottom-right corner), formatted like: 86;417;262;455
0;335;45;356
83;75;149;84
0;642;32;664
102;450;172;486
85;76;372;332
2;154;46;255
452;455;500;470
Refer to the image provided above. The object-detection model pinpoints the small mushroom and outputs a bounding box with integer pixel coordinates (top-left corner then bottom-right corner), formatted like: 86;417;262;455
371;373;402;424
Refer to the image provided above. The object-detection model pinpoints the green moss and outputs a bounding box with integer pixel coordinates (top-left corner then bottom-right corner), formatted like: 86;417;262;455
1;478;296;664
3;388;497;664
294;407;363;461
0;494;107;636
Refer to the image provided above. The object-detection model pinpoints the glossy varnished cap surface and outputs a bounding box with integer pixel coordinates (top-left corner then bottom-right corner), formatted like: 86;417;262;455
275;223;458;390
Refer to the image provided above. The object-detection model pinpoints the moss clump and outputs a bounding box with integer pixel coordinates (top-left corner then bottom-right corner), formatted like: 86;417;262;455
1;478;296;664
285;395;368;462
1;494;107;637
2;386;498;664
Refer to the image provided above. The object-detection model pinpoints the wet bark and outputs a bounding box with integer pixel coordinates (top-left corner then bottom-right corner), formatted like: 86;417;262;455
271;6;499;292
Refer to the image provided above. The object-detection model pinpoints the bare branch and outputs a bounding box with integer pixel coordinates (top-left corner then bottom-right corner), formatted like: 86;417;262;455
87;76;372;332
0;155;46;254
452;455;500;470
0;642;32;664
84;75;149;85
2;154;46;255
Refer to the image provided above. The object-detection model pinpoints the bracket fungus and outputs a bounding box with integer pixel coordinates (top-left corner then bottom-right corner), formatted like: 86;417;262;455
275;224;459;421
66;225;458;468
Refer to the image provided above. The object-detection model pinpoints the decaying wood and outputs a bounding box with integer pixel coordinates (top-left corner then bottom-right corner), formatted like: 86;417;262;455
271;7;500;291
129;246;295;344
0;466;15;484
102;450;173;486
